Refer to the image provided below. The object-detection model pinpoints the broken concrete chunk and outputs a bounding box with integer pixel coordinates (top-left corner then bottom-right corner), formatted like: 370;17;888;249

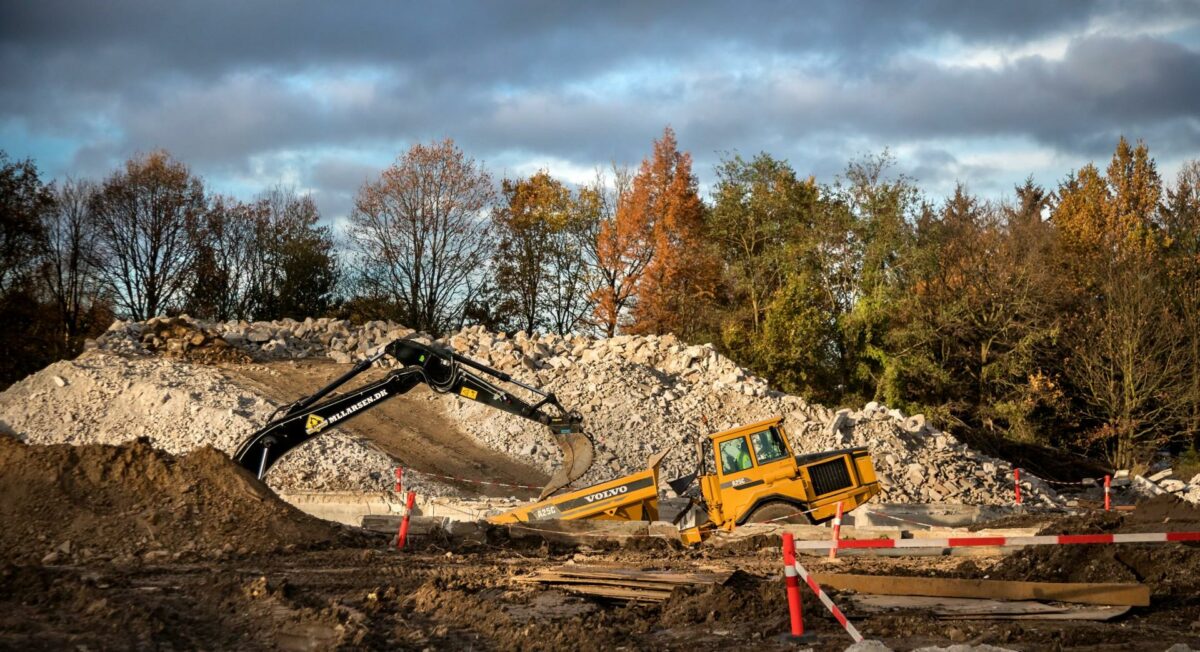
1159;479;1187;493
1147;468;1173;483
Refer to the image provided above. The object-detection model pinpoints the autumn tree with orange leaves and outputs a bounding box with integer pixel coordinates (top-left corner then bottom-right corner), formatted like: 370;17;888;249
590;165;642;337
622;128;716;337
1053;138;1188;467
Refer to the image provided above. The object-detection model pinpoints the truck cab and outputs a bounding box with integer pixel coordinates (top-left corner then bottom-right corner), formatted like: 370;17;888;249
693;417;880;532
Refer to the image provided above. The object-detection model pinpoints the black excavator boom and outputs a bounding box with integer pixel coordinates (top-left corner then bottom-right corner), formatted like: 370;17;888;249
234;336;593;500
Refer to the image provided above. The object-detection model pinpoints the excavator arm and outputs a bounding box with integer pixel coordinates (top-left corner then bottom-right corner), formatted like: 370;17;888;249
233;336;593;499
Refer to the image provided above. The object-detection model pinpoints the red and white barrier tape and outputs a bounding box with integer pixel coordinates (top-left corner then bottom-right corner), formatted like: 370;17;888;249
790;558;864;643
791;530;1200;550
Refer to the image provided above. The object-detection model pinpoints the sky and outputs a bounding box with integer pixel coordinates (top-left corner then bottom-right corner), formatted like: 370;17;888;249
2;1;1199;225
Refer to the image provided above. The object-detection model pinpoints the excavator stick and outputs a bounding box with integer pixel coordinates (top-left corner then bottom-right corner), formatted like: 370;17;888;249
234;335;595;498
541;429;595;500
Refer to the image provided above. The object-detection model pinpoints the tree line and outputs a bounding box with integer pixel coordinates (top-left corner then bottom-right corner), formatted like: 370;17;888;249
0;151;338;385
2;130;1198;468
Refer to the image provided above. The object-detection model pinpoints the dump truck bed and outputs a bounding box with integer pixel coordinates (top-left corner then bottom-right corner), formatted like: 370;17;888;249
490;451;668;524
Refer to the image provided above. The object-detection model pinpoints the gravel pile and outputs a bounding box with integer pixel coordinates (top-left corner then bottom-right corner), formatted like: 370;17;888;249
63;316;1065;506
0;352;409;494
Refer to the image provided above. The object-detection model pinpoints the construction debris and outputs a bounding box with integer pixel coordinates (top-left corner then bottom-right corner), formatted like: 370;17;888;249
137;316;251;364
846;595;1130;621
39;315;1065;506
517;565;735;603
812;573;1150;607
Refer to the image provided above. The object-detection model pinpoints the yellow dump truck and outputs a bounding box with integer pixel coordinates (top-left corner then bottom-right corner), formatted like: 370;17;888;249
490;417;880;544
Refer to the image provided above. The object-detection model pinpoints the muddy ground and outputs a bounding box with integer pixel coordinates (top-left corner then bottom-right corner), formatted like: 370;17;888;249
3;438;1200;651
5;536;1200;651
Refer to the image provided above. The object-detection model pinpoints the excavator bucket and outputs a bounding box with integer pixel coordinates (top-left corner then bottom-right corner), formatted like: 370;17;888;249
539;431;595;500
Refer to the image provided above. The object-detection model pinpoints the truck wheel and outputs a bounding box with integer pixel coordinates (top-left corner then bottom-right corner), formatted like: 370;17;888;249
745;501;811;525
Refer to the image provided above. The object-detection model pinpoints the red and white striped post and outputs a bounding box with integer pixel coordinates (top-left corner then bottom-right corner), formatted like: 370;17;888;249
781;533;805;638
396;490;416;550
394;467;404;494
1104;474;1111;511
828;501;844;561
791;556;864;643
1014;468;1022;506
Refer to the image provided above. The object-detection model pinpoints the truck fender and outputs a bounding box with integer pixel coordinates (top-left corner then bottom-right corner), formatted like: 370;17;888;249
735;494;812;526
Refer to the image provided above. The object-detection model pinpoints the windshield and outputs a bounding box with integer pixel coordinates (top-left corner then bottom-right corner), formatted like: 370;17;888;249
719;437;753;474
750;427;788;464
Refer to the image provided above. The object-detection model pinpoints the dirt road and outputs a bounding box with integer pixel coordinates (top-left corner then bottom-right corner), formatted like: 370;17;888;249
226;360;548;499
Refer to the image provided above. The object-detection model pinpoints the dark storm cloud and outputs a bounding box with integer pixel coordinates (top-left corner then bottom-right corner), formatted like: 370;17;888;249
1;0;1198;211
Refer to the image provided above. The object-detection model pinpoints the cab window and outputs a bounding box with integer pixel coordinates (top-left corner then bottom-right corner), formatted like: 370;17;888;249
750;428;788;464
719;437;753;474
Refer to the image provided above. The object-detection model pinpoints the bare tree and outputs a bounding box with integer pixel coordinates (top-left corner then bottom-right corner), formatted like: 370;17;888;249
1163;160;1200;443
186;195;261;321
1070;264;1189;468
40;178;105;340
347;139;494;334
248;187;338;320
91;151;206;320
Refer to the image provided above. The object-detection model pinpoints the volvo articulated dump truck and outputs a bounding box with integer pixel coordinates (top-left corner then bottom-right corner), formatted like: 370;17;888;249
491;417;880;544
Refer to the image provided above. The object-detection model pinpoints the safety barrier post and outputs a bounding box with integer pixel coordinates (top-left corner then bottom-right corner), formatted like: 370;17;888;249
791;556;864;643
394;467;404;494
396;490;416;550
780;533;806;639
1104;474;1111;511
828;501;844;561
1014;468;1022;506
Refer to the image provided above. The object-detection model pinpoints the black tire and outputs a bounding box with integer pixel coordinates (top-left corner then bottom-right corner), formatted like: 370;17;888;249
745;501;811;525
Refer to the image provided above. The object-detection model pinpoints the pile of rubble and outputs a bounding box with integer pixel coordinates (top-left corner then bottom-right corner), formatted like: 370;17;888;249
0;352;441;495
72;317;1063;506
1125;468;1200;505
136;316;251;364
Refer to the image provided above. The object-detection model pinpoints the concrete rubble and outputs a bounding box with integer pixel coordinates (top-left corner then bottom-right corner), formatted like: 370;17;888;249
1129;469;1200;505
0;315;1065;506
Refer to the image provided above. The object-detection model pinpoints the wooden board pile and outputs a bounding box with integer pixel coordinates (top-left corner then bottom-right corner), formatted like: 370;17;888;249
516;565;734;603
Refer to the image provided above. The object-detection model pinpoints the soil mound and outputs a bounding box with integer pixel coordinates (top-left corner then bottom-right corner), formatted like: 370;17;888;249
0;435;348;564
981;496;1200;596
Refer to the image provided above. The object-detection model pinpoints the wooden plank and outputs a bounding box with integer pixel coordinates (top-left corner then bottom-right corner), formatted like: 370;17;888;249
540;566;732;585
516;575;688;591
812;573;1150;607
519;565;733;603
940;605;1130;621
554;584;671;602
847;595;1067;616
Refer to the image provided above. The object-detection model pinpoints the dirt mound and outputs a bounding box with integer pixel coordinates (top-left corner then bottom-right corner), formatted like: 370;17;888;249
0;436;351;564
978;497;1200;596
1125;494;1200;531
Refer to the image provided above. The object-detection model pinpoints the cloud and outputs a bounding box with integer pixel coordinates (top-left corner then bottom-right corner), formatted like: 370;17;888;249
1;1;1198;218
